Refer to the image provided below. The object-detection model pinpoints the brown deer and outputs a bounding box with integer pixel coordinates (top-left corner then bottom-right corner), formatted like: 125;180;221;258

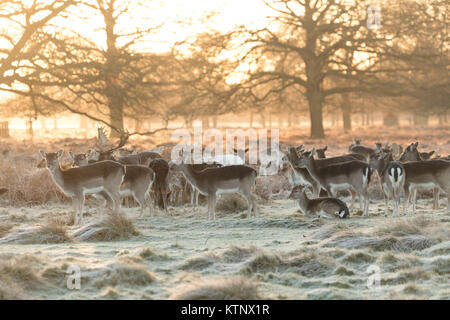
402;159;450;215
399;142;440;210
169;157;258;220
149;158;170;214
297;149;373;216
370;151;405;216
39;150;125;224
290;186;349;219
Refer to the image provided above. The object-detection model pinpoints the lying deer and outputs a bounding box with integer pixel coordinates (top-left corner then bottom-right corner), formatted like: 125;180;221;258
40;150;125;224
290;186;349;219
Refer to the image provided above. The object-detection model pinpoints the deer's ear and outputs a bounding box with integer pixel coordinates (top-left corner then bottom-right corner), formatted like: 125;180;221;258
39;150;46;158
57;150;63;157
69;151;75;159
429;151;435;156
323;146;328;151
310;148;316;158
85;150;92;157
414;142;419;148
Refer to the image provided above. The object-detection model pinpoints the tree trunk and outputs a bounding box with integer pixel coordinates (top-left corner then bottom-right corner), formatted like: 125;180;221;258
109;102;124;137
134;118;142;132
26;118;34;137
202;116;209;129
307;90;325;138
341;93;352;132
259;111;266;128
103;1;124;138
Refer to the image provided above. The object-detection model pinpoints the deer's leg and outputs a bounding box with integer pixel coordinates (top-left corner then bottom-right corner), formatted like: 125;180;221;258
447;193;450;213
195;189;199;207
384;193;390;216
72;197;79;225
162;186;169;214
206;194;212;220
79;195;85;224
349;189;357;210
364;192;370;216
190;184;195;206
325;186;334;198
104;187;121;214
433;187;440;210
133;189;145;218
73;191;84;225
412;189;417;215
211;193;217;221
313;182;320;198
241;187;253;218
403;187;411;216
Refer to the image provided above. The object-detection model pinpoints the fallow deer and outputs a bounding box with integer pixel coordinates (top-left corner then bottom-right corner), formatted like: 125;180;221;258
290;186;349;219
370;151;405;216
399;142;440;210
39;150;125;224
149;158;169;214
169;155;258;220
402;159;450;215
349;140;382;161
297;149;373;216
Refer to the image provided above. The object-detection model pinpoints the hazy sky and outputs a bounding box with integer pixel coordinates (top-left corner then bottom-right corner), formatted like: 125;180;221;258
0;0;272;100
59;0;273;53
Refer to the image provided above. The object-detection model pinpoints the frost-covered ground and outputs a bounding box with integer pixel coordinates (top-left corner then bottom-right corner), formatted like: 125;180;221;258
0;197;449;300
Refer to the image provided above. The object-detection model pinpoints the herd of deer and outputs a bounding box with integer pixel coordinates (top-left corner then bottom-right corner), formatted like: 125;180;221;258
36;128;450;225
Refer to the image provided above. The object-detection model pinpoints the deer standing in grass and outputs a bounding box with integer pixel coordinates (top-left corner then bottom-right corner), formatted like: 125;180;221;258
296;149;373;216
290;146;367;210
70;128;156;217
369;151;405;216
169;153;258;220
402;159;450;215
399;142;441;211
40;150;125;224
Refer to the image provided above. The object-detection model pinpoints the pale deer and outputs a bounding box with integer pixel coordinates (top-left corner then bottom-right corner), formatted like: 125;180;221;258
286;146;322;197
296;147;367;209
290;186;349;219
69;150;91;167
297;149;373;216
39;150;125;224
186;162;223;207
399;142;440;210
169;158;258;220
369;151;405;216
402;159;450;215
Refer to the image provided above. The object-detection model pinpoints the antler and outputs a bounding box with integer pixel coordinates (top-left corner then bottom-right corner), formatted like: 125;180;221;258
95;126;109;152
105;129;130;154
94;126;130;159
